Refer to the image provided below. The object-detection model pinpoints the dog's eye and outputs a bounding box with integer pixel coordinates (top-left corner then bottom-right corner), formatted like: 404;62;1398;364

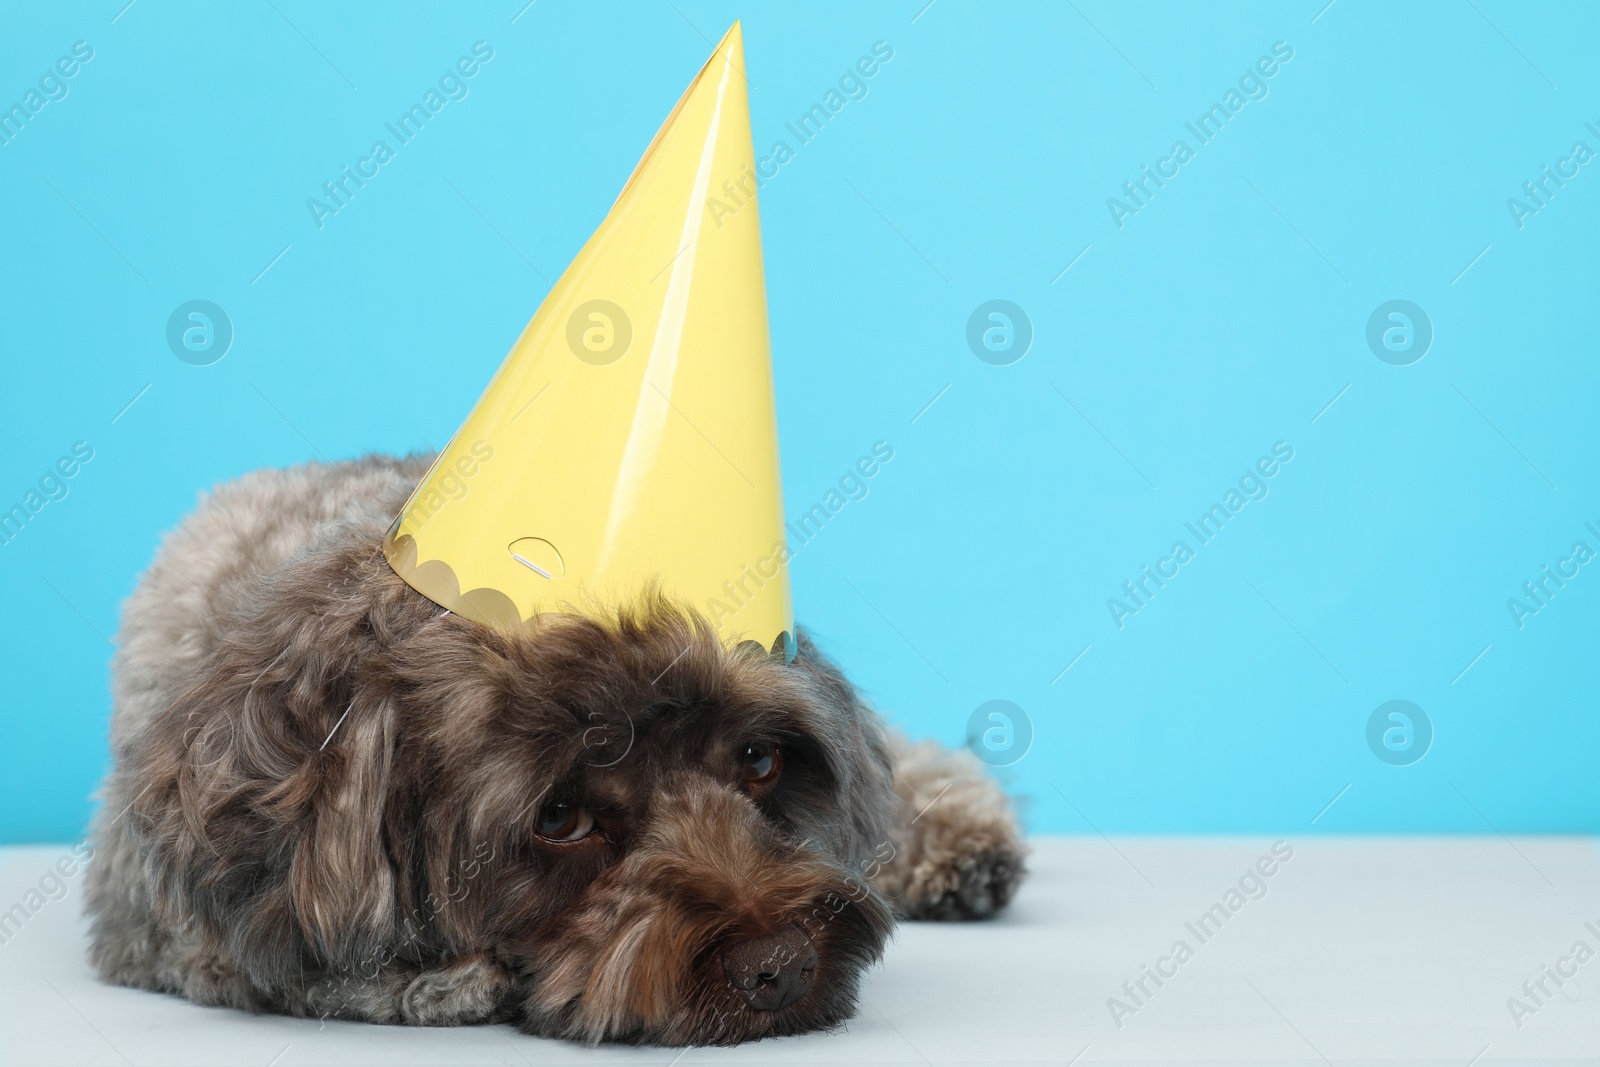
535;800;595;843
740;742;782;790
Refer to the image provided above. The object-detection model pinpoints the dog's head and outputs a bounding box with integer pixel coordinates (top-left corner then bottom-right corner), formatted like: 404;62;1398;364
395;598;899;1043
134;536;897;1044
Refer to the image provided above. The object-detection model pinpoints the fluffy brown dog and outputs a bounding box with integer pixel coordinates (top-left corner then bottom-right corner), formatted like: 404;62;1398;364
84;455;1024;1044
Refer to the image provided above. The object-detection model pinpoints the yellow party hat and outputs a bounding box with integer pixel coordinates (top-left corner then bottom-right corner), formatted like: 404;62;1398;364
383;23;794;657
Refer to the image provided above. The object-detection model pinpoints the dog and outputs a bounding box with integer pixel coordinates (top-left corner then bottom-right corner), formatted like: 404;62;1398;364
84;454;1025;1044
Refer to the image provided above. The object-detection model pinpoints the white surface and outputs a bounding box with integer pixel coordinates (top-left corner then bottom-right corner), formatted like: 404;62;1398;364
2;837;1597;1065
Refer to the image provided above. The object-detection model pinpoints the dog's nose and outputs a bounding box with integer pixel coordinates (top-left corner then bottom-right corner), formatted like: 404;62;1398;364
721;928;817;1011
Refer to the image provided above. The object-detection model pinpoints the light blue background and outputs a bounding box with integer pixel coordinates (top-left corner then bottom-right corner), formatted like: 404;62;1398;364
2;0;1595;843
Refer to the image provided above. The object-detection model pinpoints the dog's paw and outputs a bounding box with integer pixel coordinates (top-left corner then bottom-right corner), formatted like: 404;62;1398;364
401;952;513;1025
895;845;1025;920
176;948;276;1012
877;737;1027;920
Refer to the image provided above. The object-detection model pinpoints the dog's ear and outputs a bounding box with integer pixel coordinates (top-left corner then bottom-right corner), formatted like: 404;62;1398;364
789;628;897;866
129;542;412;989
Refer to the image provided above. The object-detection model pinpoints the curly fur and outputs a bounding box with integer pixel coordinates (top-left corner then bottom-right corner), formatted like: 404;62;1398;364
84;455;1025;1044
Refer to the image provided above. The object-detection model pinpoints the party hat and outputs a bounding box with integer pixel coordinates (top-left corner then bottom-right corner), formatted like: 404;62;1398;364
383;23;793;657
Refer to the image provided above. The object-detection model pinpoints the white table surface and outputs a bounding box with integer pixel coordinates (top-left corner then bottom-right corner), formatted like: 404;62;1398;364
2;837;1597;1066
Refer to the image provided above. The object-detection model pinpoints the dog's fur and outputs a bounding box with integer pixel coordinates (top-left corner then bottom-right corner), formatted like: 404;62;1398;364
84;455;1024;1044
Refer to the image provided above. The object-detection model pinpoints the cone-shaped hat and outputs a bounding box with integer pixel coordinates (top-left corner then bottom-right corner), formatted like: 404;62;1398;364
383;24;793;657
